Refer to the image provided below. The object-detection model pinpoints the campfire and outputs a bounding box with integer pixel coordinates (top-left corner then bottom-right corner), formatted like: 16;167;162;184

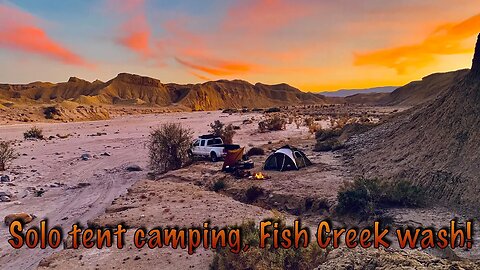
253;172;266;180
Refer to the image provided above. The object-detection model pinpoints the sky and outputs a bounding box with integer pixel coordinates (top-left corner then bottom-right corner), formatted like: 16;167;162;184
0;0;479;92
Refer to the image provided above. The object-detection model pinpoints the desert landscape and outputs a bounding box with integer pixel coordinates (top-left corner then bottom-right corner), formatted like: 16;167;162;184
1;1;480;268
1;41;479;268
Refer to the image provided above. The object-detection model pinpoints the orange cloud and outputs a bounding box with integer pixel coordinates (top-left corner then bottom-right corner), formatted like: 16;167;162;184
190;72;211;81
111;0;154;59
118;14;153;58
175;57;253;76
0;4;92;67
354;13;480;74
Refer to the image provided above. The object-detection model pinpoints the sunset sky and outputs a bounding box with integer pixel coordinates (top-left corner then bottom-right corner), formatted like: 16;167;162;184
0;0;479;91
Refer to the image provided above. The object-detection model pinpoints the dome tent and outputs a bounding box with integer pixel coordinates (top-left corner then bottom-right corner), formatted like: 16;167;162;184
263;145;312;171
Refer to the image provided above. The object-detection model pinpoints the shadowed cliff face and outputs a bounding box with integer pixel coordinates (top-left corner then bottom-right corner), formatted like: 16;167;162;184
350;34;480;214
469;34;480;79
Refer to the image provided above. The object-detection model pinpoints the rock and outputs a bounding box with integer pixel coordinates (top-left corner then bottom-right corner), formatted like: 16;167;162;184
4;213;36;225
0;191;12;197
1;175;10;182
77;182;91;188
81;154;91;161
0;195;11;202
126;165;142;172
100;152;111;156
34;189;46;197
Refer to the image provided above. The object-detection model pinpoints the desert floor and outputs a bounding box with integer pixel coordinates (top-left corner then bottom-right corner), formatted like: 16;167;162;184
0;111;478;269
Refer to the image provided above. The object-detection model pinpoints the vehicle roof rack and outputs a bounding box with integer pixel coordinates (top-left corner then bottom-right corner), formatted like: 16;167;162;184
199;134;218;139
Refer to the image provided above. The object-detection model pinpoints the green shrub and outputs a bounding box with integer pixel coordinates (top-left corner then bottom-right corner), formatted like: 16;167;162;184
148;123;193;174
336;178;381;217
23;126;44;140
43;106;60;119
336;178;425;219
210;220;327;270
212;179;226;192
315;128;341;141
314;138;343;152
382;179;425;207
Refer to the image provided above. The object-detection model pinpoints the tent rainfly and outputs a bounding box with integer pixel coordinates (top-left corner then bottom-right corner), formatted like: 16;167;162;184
263;145;312;171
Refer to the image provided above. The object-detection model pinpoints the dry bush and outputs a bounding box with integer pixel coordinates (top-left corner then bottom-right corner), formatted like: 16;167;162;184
43;106;60;119
23;126;44;140
0;140;17;171
209;120;236;144
304;117;315;127
265;107;281;113
287;116;294;124
210;219;327;270
331;116;351;129
148;123;193;174
305;117;321;134
314;128;342;152
258;116;286;132
245;186;265;202
294;117;303;129
246;147;265;156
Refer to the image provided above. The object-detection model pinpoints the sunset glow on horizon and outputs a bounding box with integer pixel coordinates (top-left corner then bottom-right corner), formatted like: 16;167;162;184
0;0;479;91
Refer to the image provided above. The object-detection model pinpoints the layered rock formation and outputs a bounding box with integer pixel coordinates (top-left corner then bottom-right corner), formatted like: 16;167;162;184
0;73;327;110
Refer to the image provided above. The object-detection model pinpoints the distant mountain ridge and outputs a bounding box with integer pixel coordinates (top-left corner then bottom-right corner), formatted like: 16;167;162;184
325;70;469;106
0;73;328;110
319;86;397;97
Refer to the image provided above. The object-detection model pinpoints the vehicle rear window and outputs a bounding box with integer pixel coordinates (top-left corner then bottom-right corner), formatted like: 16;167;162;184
207;139;222;145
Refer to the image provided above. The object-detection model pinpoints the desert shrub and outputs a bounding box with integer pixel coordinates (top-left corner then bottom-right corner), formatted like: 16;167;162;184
381;179;425;207
315;128;341;141
314;138;344;152
304;117;314;127
336;178;425;219
0;140;17;171
330;116;352;129
222;108;238;114
246;147;265;156
304;117;321;134
210;219;327;270
209;120;236;144
212;179;226;192
245;186;265;202
265;107;281;113
43;106;60;119
336;178;382;218
258;116;286;132
294;118;303;129
287;116;294;124
149;123;193;174
23;126;44;140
